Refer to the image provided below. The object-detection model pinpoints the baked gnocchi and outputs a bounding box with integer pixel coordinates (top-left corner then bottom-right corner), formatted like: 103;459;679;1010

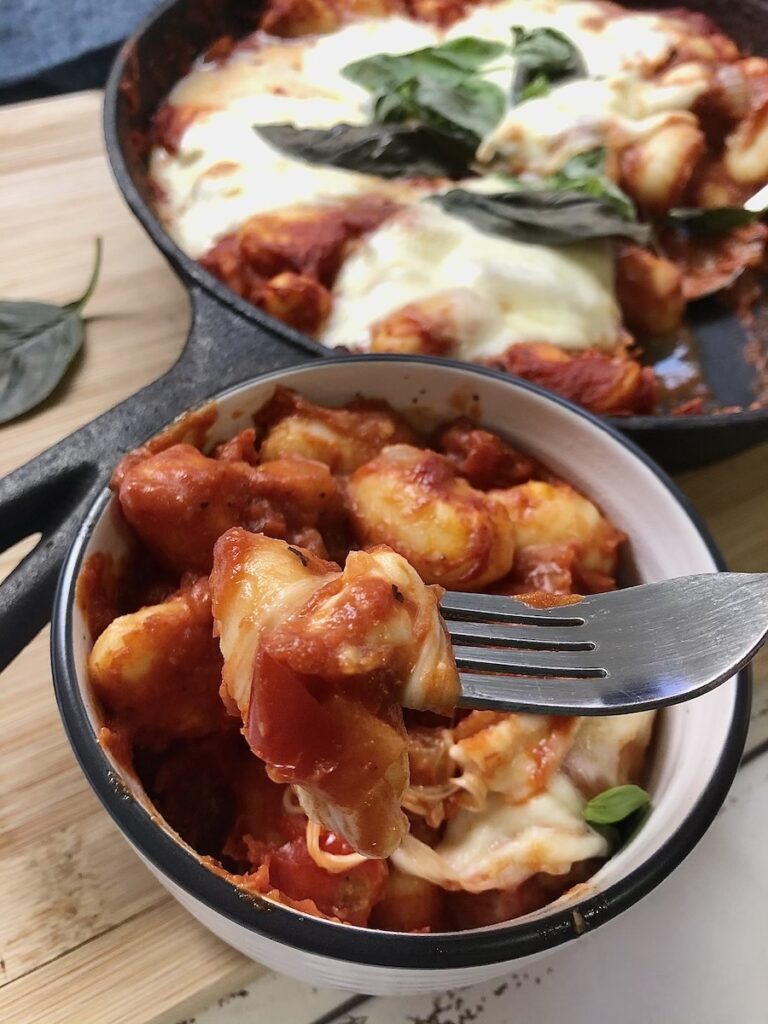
81;389;655;931
148;0;768;418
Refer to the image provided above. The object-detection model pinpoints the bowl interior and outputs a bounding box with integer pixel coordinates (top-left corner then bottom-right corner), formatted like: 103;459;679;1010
64;357;746;947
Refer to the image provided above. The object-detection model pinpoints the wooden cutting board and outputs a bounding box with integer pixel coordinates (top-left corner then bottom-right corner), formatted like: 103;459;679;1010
0;90;766;1024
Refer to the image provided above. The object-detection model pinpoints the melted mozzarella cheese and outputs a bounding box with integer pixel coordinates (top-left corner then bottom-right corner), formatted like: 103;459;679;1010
477;77;705;175
321;202;620;355
150;19;436;255
448;0;679;78
449;0;707;174
152;116;418;256
392;774;609;892
564;712;656;797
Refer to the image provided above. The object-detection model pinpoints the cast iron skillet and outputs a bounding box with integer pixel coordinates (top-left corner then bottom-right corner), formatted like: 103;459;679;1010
0;0;765;670
101;0;768;465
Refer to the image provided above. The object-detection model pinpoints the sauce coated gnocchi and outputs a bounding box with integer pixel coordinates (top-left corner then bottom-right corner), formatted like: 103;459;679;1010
81;388;654;931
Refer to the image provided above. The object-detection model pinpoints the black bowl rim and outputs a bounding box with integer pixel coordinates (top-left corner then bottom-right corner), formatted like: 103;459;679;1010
51;354;751;971
102;0;768;437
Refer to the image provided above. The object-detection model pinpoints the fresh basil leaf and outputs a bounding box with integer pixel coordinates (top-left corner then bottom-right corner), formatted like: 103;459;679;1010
343;52;414;93
584;784;651;826
411;76;506;146
256;122;476;178
550;147;637;220
0;238;102;425
520;72;550;100
591;822;622;853
511;25;586;104
666;206;763;235
427;37;507;69
343;37;505;93
344;39;506;149
430;189;651;245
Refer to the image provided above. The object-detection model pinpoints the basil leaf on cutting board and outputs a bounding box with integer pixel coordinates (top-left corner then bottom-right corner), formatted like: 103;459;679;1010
510;25;587;104
584;784;651;825
256;122;477;178
666;206;763;235
0;238;102;425
429;189;652;245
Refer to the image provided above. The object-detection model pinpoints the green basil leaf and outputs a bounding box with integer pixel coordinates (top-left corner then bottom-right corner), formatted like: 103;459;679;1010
0;238;101;425
550;147;637;220
343;53;414;93
255;122;476;178
343;37;505;93
584;784;651;825
344;39;506;149
520;72;550;100
427;37;507;70
411;76;506;146
429;189;651;245
511;25;586;104
591;822;622;853
666;206;763;235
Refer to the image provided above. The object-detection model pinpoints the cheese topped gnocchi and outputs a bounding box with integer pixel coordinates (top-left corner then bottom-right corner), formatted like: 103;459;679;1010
148;0;768;417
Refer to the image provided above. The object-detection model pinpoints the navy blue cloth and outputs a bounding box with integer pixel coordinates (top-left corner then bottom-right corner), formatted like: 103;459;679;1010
0;0;160;92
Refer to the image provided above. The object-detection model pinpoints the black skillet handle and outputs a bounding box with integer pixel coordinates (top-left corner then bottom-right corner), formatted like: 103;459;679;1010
0;287;315;672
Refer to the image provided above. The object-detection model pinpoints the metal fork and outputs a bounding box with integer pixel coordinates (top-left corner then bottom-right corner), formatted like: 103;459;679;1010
441;573;768;715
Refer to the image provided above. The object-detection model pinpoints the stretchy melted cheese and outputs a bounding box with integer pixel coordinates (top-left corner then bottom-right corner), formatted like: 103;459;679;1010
391;776;609;892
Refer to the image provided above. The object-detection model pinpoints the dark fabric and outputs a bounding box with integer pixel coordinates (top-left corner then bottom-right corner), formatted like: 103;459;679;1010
0;44;119;104
0;0;160;101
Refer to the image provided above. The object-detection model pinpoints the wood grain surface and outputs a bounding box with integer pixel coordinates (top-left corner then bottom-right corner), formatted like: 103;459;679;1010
0;90;766;1024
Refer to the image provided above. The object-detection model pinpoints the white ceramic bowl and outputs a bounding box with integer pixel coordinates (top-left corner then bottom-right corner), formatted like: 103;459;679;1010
52;356;749;995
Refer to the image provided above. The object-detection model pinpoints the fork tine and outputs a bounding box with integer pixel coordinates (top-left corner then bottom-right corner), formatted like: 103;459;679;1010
440;591;585;626
457;672;612;715
452;644;606;677
450;573;768;715
445;619;595;650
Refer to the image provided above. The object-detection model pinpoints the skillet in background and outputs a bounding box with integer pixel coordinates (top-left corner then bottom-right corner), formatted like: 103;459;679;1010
104;0;768;470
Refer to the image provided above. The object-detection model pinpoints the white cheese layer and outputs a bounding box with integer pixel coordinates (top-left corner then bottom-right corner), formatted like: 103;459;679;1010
321;202;620;355
150;19;437;255
151;115;420;257
391;774;609;892
458;0;709;174
477;76;706;176
447;0;679;78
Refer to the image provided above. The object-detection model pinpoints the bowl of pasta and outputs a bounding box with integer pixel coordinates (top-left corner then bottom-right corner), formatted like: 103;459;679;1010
104;0;768;470
52;355;750;995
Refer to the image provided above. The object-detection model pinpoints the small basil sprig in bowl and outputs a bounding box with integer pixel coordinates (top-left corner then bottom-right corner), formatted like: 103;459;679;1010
0;238;102;425
584;783;651;853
